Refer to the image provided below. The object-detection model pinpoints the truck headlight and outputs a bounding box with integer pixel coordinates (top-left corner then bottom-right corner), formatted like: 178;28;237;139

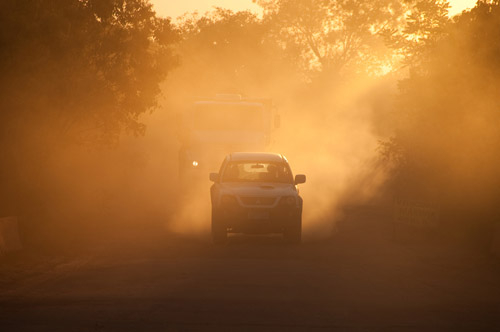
192;161;199;167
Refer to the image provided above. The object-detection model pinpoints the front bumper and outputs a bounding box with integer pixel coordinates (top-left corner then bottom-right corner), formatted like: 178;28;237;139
218;205;301;234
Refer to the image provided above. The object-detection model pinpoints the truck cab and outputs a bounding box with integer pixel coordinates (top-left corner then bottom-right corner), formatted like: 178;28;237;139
178;94;279;183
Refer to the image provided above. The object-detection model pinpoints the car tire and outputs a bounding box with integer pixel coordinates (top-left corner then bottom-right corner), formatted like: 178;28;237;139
211;210;227;244
284;216;301;244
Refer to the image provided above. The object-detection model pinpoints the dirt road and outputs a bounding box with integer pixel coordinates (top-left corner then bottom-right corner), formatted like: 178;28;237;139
1;213;499;331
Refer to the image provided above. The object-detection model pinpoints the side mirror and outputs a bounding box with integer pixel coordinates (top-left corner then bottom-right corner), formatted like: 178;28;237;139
274;115;281;129
209;173;220;182
294;174;306;185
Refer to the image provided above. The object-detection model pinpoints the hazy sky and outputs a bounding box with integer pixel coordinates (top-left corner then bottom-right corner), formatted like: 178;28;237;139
151;0;261;18
150;0;478;18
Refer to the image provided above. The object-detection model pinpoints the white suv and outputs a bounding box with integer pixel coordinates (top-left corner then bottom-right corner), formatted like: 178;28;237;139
209;152;306;244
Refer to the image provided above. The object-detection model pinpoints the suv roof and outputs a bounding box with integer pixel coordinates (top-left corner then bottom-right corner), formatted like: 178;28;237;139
229;152;286;163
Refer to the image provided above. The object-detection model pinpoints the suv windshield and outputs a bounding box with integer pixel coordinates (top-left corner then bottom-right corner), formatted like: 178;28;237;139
222;161;293;184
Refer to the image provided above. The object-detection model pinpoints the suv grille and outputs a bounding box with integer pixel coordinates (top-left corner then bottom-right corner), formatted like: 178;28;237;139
240;197;276;206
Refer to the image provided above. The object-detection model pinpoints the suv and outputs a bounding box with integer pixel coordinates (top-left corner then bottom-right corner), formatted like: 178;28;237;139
209;152;306;244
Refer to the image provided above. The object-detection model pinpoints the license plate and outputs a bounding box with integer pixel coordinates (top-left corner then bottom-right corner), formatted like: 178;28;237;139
248;210;269;220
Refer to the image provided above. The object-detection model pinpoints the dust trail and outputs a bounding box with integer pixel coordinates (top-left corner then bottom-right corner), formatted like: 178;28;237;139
167;182;213;238
149;7;398;241
271;78;393;240
152;76;394;241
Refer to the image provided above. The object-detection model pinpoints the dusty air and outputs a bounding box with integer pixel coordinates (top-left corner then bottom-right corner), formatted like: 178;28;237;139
0;0;499;331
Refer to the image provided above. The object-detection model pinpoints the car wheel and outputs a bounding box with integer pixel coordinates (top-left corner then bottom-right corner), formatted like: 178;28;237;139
284;216;301;244
211;210;227;244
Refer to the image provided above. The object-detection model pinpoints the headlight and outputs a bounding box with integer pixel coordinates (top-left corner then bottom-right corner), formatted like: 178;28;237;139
281;196;296;206
192;161;199;167
221;195;237;206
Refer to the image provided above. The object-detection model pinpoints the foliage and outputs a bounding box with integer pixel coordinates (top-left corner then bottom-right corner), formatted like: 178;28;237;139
0;0;178;215
165;8;296;100
256;0;408;76
383;0;500;218
0;0;178;145
383;0;451;67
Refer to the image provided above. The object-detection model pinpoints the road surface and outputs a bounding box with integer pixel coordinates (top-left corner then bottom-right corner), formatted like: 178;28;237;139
1;211;499;331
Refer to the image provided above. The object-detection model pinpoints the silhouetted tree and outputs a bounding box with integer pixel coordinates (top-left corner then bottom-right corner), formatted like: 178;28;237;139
382;0;500;242
0;0;178;215
257;0;408;76
164;8;297;101
383;0;450;67
0;0;177;145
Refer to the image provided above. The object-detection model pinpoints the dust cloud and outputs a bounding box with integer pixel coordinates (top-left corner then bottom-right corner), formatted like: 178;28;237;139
5;0;498;249
153;70;395;241
273;79;393;239
51;7;398;243
146;6;402;241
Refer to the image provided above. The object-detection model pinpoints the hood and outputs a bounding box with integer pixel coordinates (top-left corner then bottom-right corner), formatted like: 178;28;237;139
219;182;296;197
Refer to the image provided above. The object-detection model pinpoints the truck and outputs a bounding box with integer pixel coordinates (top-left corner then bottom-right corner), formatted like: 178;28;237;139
177;94;280;184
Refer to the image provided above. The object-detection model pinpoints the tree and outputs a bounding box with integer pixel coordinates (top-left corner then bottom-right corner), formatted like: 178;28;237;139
0;0;178;215
383;0;450;67
382;0;500;239
163;8;297;101
256;0;408;77
0;0;178;145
